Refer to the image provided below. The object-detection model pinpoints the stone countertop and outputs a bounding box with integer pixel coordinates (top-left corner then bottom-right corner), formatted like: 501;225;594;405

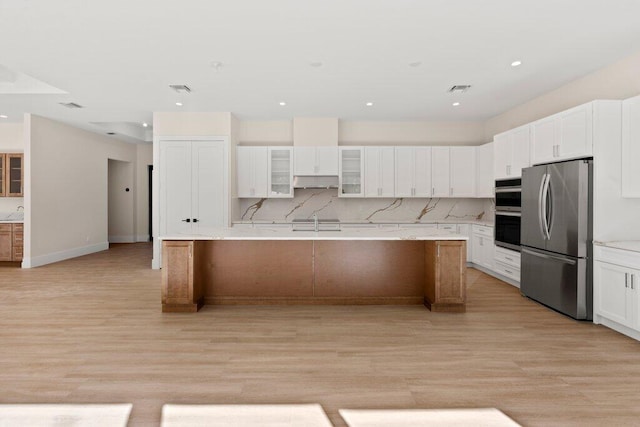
160;226;468;241
232;219;494;227
594;241;640;254
0;212;24;223
0;220;23;224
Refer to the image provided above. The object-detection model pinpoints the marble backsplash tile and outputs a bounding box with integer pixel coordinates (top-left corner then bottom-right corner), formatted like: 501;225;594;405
238;189;495;223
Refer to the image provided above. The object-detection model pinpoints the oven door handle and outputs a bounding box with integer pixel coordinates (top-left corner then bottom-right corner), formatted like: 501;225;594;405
495;211;521;217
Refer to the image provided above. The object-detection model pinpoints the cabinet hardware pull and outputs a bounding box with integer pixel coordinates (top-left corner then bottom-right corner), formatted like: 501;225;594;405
505;257;513;261
505;269;512;274
181;218;191;223
632;274;635;290
625;273;628;288
192;219;199;223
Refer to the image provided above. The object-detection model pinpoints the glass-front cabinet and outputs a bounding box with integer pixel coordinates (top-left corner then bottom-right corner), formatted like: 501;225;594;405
0;153;23;197
267;147;293;198
339;147;364;197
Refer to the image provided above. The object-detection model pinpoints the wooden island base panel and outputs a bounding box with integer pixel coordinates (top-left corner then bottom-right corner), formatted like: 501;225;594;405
161;239;467;313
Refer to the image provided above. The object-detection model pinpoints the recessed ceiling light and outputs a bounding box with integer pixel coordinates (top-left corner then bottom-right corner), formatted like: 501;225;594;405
309;61;323;68
409;61;422;68
366;102;374;107
175;102;183;107
452;102;460;106
511;60;522;67
0;115;7;119
279;102;286;106
142;122;148;127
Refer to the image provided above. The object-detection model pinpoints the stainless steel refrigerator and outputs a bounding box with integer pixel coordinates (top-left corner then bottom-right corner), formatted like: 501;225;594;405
520;159;592;320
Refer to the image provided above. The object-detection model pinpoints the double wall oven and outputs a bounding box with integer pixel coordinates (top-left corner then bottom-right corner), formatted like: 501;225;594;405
495;178;521;251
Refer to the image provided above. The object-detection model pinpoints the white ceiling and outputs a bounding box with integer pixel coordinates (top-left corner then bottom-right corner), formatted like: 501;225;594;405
1;0;640;142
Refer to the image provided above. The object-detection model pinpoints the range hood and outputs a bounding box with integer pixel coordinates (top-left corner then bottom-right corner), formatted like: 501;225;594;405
293;175;339;189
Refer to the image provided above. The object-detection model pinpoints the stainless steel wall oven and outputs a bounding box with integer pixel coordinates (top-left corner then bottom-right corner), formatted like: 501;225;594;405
495;178;521;251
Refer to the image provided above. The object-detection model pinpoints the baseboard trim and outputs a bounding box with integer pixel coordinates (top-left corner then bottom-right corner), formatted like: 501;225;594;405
23;242;109;268
108;235;136;243
136;234;150;242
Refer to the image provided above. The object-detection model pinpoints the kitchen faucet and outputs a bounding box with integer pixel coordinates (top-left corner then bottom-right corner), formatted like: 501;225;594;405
313;213;318;232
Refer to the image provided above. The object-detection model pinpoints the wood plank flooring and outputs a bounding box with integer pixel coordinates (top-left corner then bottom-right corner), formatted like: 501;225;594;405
1;243;639;426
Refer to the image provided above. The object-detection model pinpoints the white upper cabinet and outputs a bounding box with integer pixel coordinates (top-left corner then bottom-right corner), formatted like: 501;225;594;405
339;147;364;197
293;146;339;175
622;95;640;198
494;125;530;179
450;146;476;197
364;147;395;197
237;146;268;198
476;142;494;197
267;147;293;198
394;147;432;197
431;147;451;197
531;103;593;165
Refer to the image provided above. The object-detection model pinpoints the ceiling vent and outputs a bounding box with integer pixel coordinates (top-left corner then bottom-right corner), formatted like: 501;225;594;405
448;85;471;94
59;102;83;109
169;84;191;93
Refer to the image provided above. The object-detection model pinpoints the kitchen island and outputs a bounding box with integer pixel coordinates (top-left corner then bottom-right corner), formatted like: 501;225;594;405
160;227;467;313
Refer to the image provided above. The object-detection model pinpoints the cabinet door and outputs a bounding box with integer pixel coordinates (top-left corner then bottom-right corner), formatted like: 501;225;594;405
268;147;293;198
431;147;451;197
594;261;633;327
192;142;227;230
413;147;433;197
510;126;530;177
364;147;380;197
450;147;476;197
435;241;466;304
379;147;395;197
160;142;193;235
316;147;339;175
237;147;269;198
339;147;364;197
6;153;23;197
559;104;593;160
531;117;558;165
493;134;510;180
162;240;194;306
0;154;5;197
293;146;316;175
0;224;11;262
622;96;640;198
475;142;493;198
394;147;414;197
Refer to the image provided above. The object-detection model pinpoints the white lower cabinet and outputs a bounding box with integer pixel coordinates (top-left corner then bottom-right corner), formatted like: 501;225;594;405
594;245;640;340
471;225;494;270
493;246;521;285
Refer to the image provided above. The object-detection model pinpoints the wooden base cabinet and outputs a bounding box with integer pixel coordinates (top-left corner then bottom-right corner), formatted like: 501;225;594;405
0;223;23;262
161;241;205;312
424;240;467;312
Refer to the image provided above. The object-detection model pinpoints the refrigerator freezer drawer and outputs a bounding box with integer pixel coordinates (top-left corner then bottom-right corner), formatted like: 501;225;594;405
520;247;591;320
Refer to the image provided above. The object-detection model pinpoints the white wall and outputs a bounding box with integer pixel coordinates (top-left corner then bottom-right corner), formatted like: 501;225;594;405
485;50;640;139
0;123;25;212
108;159;135;243
135;143;153;242
238;119;487;146
25;114;137;268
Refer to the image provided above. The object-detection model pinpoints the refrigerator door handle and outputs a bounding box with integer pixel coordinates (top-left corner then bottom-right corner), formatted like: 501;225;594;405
538;173;547;240
541;173;551;240
521;247;577;265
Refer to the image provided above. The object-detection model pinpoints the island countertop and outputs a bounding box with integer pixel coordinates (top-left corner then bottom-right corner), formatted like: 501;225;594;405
159;226;468;241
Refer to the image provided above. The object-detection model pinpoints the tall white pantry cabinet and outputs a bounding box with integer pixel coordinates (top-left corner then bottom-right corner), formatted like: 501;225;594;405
159;140;228;236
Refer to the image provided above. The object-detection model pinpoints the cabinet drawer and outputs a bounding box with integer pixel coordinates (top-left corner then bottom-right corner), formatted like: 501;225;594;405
402;223;437;229
378;224;399;229
494;261;520;282
437;224;457;232
0;224;11;232
594;245;640;270
472;224;493;237
494;246;520;268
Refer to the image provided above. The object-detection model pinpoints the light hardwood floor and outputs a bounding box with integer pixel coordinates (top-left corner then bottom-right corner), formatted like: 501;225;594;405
1;243;639;426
